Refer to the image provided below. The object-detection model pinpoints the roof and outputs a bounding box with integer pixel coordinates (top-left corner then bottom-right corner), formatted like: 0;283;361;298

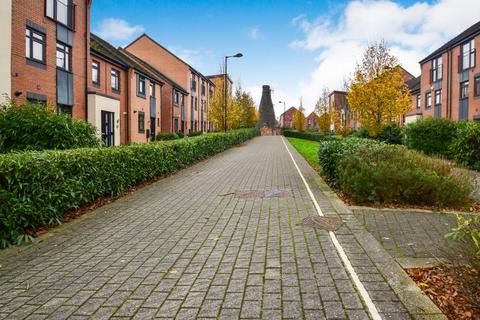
120;49;189;94
125;34;214;86
307;112;317;118
90;33;163;84
420;20;480;64
406;76;420;93
328;90;347;96
279;106;298;117
207;74;233;84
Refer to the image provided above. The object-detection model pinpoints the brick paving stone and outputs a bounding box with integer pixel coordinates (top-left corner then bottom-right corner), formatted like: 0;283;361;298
0;137;436;319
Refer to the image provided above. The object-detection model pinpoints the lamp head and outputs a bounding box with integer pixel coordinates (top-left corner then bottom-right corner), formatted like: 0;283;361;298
233;53;243;58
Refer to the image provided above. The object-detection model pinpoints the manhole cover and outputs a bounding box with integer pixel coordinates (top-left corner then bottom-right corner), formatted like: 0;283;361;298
302;216;344;231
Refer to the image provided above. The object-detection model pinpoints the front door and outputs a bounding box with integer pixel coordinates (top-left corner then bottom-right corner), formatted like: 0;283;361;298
101;111;115;147
150;117;156;140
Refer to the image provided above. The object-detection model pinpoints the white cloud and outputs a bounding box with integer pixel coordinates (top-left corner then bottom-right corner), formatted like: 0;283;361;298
167;47;214;69
95;18;144;41
249;27;263;40
291;0;480;112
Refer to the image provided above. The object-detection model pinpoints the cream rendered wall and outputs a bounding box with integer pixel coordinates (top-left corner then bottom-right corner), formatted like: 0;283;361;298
404;115;422;124
0;0;12;103
88;94;121;146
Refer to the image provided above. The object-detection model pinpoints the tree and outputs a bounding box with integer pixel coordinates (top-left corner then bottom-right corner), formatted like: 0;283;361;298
293;106;306;132
346;41;412;137
316;112;331;133
233;85;258;128
314;87;330;115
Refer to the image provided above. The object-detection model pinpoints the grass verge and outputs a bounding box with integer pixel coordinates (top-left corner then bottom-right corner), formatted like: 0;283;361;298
287;137;321;172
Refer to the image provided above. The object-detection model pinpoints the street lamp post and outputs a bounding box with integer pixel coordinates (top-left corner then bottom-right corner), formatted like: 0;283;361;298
278;101;286;127
224;53;243;131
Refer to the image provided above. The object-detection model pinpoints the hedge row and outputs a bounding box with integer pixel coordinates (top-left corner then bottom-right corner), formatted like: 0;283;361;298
0;102;101;153
318;138;473;207
0;128;259;248
282;130;339;142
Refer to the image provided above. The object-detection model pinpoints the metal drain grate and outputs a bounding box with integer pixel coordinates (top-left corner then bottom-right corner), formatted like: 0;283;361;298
302;216;344;231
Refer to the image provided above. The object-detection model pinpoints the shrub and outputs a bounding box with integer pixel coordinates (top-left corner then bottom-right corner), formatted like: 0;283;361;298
318;138;384;184
188;131;203;137
350;127;371;139
0;101;101;153
445;215;480;271
176;131;185;138
450;121;480;171
404;117;458;157
156;132;179;141
337;144;473;207
0;128;259;248
282;130;338;142
377;123;404;145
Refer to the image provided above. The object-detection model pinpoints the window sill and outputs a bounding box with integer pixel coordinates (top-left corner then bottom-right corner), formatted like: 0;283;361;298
137;93;146;99
93;82;101;87
111;89;121;94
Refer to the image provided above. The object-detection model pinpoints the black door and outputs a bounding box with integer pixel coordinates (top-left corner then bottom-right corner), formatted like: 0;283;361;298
150;117;156;140
101;111;115;147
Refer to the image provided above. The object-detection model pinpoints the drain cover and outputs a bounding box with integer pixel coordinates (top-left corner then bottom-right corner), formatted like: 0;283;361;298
302;216;344;231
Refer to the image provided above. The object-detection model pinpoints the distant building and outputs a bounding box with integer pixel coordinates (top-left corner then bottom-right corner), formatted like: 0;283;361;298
306;112;318;130
279;106;298;129
328;91;356;130
403;76;422;125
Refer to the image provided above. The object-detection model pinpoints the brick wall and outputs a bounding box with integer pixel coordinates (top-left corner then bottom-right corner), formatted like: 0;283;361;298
11;0;89;119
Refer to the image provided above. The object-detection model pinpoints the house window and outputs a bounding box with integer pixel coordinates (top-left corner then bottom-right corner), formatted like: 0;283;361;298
92;61;100;84
46;0;74;29
149;83;155;97
474;75;480;97
432;56;442;82
173;90;179;106
460;81;469;99
425;92;432;109
461;39;475;70
138;112;145;133
201;81;206;95
191;74;197;91
174;118;179;132
137;75;146;97
434;89;441;105
56;42;71;71
416;94;421;109
195;97;198;111
111;69;120;92
25;27;45;63
57;104;72;117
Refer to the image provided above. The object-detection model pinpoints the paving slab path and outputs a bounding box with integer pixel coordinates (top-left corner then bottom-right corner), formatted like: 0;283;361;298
0;136;443;319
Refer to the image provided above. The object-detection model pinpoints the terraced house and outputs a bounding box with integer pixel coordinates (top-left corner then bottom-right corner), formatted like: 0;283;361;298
0;0;91;117
415;20;480;122
125;34;215;134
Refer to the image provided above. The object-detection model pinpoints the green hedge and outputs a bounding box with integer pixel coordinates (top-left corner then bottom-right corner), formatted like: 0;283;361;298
282;130;339;142
0;102;101;153
188;131;203;137
0;128;259;248
450;121;480;171
404;117;458;157
156;132;180;140
318;138;473;207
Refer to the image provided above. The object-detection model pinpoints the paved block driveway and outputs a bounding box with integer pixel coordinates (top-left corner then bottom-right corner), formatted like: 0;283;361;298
0;137;440;319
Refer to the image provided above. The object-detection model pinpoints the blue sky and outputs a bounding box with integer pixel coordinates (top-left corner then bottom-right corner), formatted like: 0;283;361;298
91;0;480;116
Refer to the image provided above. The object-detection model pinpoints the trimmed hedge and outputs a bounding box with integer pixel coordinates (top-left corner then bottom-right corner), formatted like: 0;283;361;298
0;102;101;153
404;117;458;157
188;131;203;137
282;130;339;142
156;132;180;140
318;138;473;207
318;138;384;184
0;128;259;248
450;121;480;171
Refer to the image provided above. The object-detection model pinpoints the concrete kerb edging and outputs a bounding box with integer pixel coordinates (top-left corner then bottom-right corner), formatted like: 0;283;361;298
350;205;477;217
284;139;447;320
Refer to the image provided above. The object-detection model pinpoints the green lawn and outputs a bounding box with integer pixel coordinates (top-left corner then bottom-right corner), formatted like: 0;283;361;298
287;137;321;172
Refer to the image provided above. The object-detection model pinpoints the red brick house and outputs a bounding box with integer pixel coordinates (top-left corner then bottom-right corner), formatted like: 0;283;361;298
1;0;92;118
306;112;318;130
279;106;298;129
124;34;215;134
416;21;480;122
